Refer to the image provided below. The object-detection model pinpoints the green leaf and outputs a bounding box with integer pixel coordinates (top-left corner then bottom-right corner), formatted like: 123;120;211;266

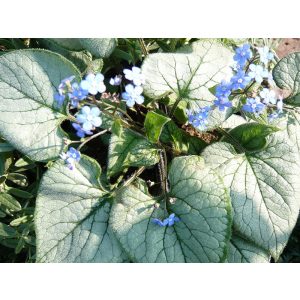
0;193;21;212
273;52;300;102
0;222;17;238
144;111;171;143
0;49;81;161
7;173;28;187
228;235;270;263
202;131;300;260
0;142;14;153
79;39;117;58
160;120;207;154
142;40;234;130
223;122;280;152
7;188;33;199
111;119;123;137
51;38;116;58
35;155;128;262
107;128;160;177
39;39;94;72
110;156;232;262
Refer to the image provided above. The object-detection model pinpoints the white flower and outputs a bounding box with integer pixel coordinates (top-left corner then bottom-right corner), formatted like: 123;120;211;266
123;67;145;86
259;88;277;105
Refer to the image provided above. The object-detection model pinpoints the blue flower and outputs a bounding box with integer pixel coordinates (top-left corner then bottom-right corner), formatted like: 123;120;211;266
80;73;106;95
268;112;279;122
76;106;102;131
122;84;144;107
247;64;268;84
123;67;145;86
259;88;277;105
72;123;93;138
230;70;250;90
258;46;274;65
152;213;180;227
60;147;81;170
68;82;89;108
54;75;76;107
233;44;252;68
215;81;232;98
58;75;75;94
214;97;232;111
187;106;211;131
109;75;122;86
242;97;265;114
54;93;66;107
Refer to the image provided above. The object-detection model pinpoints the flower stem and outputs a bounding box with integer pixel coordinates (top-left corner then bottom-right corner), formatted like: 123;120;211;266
169;96;182;117
78;129;109;151
217;127;246;153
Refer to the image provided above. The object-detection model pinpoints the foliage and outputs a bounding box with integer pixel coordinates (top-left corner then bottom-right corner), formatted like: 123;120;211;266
1;38;300;263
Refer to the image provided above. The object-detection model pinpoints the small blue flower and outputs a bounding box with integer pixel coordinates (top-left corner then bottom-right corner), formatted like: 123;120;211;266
259;88;277;105
247;64;268;84
68;82;89;108
54;93;66;107
80;73;106;95
215;81;232;98
109;75;122;86
152;213;180;227
242;97;265;114
123;67;145;86
76;106;102;131
122;84;144;107
268;112;280;122
258;46;274;65
187;106;211;131
214;97;232;111
72;123;93;138
230;70;250;90
233;44;252;68
58;75;75;94
54;75;76;107
60;147;81;170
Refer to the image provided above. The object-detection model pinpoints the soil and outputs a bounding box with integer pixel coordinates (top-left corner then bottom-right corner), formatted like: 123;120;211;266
276;38;300;58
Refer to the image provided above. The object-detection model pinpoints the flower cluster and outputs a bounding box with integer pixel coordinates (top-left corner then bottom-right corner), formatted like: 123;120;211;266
152;213;180;227
121;67;145;107
54;72;106;139
187;107;211;131
187;43;282;131
60;147;81;170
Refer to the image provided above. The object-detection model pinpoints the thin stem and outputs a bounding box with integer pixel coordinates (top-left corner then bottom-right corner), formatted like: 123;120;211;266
169;96;182;117
217;127;246;153
78;129;109;151
158;149;169;217
122;166;146;188
139;38;148;56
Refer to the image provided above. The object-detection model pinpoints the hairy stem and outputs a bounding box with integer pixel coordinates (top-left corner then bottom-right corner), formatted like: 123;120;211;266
78;129;109;151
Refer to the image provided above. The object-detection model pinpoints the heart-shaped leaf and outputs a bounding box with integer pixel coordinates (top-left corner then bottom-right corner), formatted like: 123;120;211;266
273;52;300;102
110;156;232;262
142;40;234;129
144;111;171;143
228;235;270;263
202;132;300;260
0;49;81;161
51;38;116;58
35;155;128;262
107;128;160;177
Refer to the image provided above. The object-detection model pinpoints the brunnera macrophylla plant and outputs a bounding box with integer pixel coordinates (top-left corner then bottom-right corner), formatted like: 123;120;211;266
1;38;300;263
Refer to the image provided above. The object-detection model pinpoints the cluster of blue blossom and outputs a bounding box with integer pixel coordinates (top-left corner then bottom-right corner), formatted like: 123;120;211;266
60;147;81;170
187;44;283;131
152;213;180;227
121;67;145;107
